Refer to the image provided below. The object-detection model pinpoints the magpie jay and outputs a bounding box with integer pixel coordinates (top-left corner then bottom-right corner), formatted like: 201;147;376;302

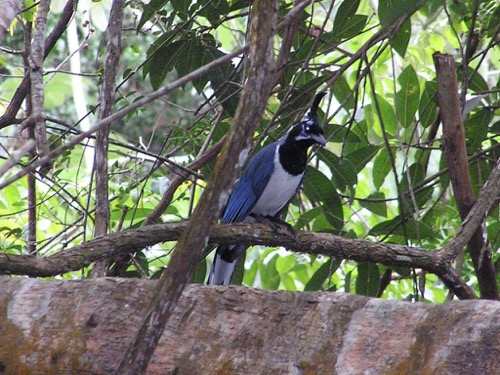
207;92;327;285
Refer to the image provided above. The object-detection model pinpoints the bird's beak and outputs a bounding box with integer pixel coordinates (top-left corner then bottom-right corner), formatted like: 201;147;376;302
311;133;326;146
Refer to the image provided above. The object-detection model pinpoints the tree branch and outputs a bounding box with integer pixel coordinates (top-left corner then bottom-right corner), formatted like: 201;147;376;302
29;0;51;170
0;0;78;129
116;1;279;373
0;46;248;191
91;0;124;277
433;52;499;300
0;221;476;299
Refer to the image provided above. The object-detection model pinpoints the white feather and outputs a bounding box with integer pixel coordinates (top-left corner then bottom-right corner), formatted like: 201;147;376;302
251;145;303;216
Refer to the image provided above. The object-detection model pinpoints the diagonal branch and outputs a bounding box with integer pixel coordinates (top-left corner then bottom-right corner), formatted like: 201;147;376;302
116;1;280;373
0;46;248;191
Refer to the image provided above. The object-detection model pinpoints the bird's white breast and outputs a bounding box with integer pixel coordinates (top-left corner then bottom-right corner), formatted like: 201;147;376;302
251;145;303;216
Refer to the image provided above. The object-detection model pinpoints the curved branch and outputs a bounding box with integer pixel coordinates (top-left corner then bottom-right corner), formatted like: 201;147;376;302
0;220;476;299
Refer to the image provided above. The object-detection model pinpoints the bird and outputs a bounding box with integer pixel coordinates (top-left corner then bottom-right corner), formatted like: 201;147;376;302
207;92;327;285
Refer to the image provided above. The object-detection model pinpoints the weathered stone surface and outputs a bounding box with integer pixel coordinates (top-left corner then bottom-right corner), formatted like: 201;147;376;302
0;278;498;374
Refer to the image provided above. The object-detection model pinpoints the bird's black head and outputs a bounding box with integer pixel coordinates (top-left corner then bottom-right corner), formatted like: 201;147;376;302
288;92;327;147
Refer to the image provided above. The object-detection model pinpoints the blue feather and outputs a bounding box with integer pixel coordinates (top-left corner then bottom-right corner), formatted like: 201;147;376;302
222;143;276;224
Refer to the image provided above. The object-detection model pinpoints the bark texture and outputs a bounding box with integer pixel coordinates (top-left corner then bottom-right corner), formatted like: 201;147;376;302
433;52;498;300
1;278;499;375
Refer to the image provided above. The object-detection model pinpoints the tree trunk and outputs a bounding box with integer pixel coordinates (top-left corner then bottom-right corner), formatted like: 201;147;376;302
1;278;498;374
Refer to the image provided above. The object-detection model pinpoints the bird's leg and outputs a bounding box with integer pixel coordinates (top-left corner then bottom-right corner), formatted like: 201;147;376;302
249;214;296;236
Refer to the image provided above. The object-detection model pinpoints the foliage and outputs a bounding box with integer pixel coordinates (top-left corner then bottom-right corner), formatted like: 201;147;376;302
0;0;498;302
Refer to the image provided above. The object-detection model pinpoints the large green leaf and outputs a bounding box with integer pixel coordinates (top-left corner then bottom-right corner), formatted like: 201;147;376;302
369;215;435;239
317;148;357;193
372;148;393;190
304;258;342;291
138;0;170;31
419;80;438;127
355;262;380;297
401;162;433;209
392;19;411;57
259;252;280;290
334;0;360;29
378;0;419;26
204;46;240;116
465;108;492;153
294;206;322;230
149;40;185;90
458;66;489;93
345;145;381;173
332;73;355;110
359;192;388;217
370;94;397;136
303;168;344;230
199;0;230;25
325;124;361;143
331;15;367;41
396;65;420;128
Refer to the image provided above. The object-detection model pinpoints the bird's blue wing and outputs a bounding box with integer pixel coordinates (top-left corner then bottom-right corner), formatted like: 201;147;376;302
222;143;276;224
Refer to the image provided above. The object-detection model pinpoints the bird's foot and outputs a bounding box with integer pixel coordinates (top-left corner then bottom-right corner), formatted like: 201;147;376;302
250;214;296;237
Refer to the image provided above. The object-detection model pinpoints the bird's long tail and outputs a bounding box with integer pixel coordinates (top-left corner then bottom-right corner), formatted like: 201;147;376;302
207;245;247;285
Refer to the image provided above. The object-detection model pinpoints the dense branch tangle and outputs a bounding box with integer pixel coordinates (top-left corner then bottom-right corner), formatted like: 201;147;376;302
0;1;494;297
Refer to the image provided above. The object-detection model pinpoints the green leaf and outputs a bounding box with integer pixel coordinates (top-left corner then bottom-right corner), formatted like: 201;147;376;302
191;258;208;284
276;254;296;274
199;0;230;25
232;252;246;285
303;168;344;230
295;207;322;230
345;145;381;173
391;19;411;57
21;0;37;22
359;192;388;217
464;108;492;153
370;94;396;136
333;15;367;41
304;258;342;291
396;65;420;128
138;0;170;31
149;40;185;90
401;162;432;209
317;149;357;192
259;252;280;290
378;0;419;26
333;0;360;30
369;215;435;239
419;81;438;127
458;66;489;93
204;46;240;116
326;124;361;143
332;73;355;110
372;148;393;189
355;262;380;297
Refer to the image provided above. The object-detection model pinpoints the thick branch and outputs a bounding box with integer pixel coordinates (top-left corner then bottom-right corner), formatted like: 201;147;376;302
117;2;279;373
29;0;51;167
0;221;475;299
433;52;498;300
1;279;498;374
